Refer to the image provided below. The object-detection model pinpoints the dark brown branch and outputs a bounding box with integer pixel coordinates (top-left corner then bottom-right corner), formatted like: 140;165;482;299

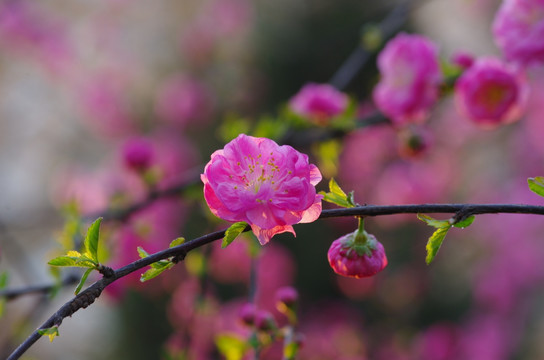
8;202;544;359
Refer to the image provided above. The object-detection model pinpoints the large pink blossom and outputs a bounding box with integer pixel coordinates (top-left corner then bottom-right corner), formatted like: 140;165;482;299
201;134;322;245
454;57;527;127
373;33;442;125
492;0;544;65
289;83;349;124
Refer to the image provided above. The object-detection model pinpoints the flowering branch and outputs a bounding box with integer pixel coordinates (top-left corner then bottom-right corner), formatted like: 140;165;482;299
7;202;544;360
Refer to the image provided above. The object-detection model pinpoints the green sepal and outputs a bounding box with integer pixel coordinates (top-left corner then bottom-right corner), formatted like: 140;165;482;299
75;268;93;295
417;214;450;228
215;333;248;360
222;222;248;248
528;177;544;198
426;226;450;265
38;326;59;342
140;261;175;282
452;215;475;229
83;218;102;262
320;178;356;208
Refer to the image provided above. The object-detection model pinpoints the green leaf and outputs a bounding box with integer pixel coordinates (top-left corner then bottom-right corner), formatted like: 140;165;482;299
75;268;93;295
0;272;7;289
320;178;356;208
169;237;185;248
140;261;174;282
215;333;247;360
283;341;299;360
417;214;451;229
38;326;59;342
0;272;7;318
48;254;97;268
426;226;450;265
453;215;475;229
528;177;544;198
84;217;102;262
222;222;248;248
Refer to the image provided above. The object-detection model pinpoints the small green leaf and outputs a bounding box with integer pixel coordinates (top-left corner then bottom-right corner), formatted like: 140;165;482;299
0;272;7;289
74;268;93;295
426;226;450;265
222;222;248;248
283;341;299;360
452;215;475;229
137;246;150;259
528;177;544;198
84;218;102;262
215;333;247;360
169;237;185;248
320;178;356;208
140;261;174;282
0;272;7;318
417;214;451;228
38;326;59;342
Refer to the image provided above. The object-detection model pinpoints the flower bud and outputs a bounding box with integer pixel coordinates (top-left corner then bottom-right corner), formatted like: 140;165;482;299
254;310;276;332
238;303;257;326
327;230;388;278
275;286;299;308
122;137;154;171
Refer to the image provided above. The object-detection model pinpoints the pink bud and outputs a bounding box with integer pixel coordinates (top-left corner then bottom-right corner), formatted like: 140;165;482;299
454;57;528;128
254;310;276;331
397;126;433;158
239;303;257;326
121;137;154;171
451;51;475;69
275;286;299;307
327;231;388;278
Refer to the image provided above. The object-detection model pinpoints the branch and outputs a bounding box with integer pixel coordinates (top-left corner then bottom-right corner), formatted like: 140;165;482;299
0;274;79;301
8;202;544;359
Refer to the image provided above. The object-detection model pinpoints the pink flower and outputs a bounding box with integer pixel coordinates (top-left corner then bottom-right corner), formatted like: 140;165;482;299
373;33;442;125
454;57;527;127
327;230;388;278
201;134;322;245
289;83;349;124
492;0;544;65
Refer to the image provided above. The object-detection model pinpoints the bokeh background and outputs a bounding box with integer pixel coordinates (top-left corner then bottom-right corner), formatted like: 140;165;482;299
2;0;544;359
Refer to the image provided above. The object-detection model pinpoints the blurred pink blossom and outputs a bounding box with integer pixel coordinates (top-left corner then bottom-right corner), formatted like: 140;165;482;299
454;57;528;128
289;83;349;124
201;134;322;245
327;230;388;278
106;198;186;300
373;33;442;125
492;0;544;65
77;73;136;138
121;136;155;171
155;75;213;127
0;1;74;76
416;324;459;360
